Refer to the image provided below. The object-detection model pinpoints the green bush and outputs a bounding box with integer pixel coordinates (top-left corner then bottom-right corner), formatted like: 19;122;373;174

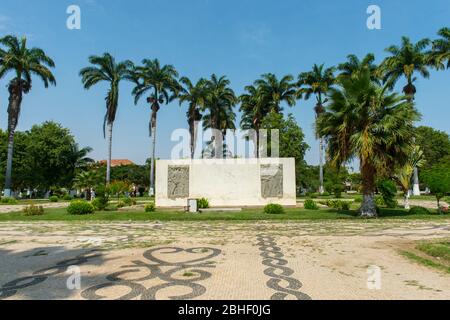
321;192;330;197
332;185;344;198
198;198;210;209
67;200;94;215
409;206;431;215
49;196;59;203
264;203;285;214
92;197;109;211
375;195;385;207
354;196;363;203
145;203;155;212
63;194;73;201
304;199;319;210
121;197;136;207
23;205;44;216
306;192;318;199
116;201;126;209
326;199;351;211
377;179;398;208
1;197;18;205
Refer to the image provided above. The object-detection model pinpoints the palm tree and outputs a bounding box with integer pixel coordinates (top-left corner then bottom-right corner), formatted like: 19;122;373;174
393;145;425;209
178;77;207;159
239;84;268;158
202;74;237;158
298;64;335;194
130;59;180;195
254;73;297;113
431;27;450;70
80;53;132;185
380;36;431;196
0;35;56;197
316;70;420;217
337;53;380;83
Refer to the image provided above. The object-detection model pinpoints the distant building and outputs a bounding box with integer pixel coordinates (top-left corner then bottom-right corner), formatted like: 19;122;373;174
98;159;135;167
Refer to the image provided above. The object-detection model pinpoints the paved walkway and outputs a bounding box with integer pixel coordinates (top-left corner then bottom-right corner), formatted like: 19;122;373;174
0;220;449;300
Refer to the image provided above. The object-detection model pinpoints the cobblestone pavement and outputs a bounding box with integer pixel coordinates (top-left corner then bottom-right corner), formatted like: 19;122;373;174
0;220;449;300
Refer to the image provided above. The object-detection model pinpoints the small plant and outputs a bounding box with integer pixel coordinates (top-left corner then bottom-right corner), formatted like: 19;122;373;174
121;197;136;207
145;203;156;212
23;205;44;216
326;199;351;211
116;201;126;209
49;196;59;203
67;200;95;215
198;198;210;209
321;192;330;197
377;179;398;208
264;203;285;214
409;206;431;215
375;195;385;207
1;197;18;205
354;196;363;203
306;192;318;199
63;194;73;201
332;185;344;198
304;199;319;210
92;197;109;211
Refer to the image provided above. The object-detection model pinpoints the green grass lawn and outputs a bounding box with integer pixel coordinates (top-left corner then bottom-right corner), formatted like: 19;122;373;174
0;206;449;222
401;239;450;274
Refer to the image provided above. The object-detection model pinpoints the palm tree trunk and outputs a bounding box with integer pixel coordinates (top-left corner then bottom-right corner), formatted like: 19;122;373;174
404;192;410;210
106;122;113;184
4;130;16;197
360;160;377;217
319;138;324;194
4;83;22;197
190;119;198;160
412;166;420;196
149;109;157;196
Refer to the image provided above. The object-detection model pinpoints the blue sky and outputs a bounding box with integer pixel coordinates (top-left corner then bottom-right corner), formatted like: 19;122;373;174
0;0;449;166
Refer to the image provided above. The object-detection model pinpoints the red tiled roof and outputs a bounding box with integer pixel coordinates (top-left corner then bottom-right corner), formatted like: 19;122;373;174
98;159;135;167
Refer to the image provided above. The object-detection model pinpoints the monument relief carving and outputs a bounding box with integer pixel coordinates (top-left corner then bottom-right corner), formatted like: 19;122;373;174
261;164;283;198
168;165;189;199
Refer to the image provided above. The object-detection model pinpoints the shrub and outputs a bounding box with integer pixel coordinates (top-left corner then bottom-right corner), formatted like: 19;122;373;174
67;200;94;215
377;179;398;208
264;203;285;214
332;185;344;198
354;196;363;203
198;198;210;209
122;197;136;207
145;203;155;212
63;194;73;201
321;192;330;197
49;196;59;203
92;197;109;211
326;200;351;211
116;201;126;209
1;197;18;205
23;205;44;216
409;206;431;215
375;195;385;207
304;199;319;210
306;192;318;199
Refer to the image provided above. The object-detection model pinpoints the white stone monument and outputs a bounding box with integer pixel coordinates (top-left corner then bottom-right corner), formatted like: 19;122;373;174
155;158;296;207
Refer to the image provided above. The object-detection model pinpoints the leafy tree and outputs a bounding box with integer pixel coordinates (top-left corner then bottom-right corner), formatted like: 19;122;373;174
298;64;335;194
337;53;380;83
316;70;420;217
422;158;450;209
202;74;237;158
261;112;309;189
0;35;56;196
414;126;450;169
130;59;180;194
0;130;31;190
73;169;103;200
179;77;207;159
79;53;133;184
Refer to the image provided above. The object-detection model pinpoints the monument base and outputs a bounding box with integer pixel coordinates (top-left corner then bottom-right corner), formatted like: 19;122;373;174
155;158;296;207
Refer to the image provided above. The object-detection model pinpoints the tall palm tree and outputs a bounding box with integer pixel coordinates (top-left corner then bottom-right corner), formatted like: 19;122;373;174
80;53;133;185
178;77;207;159
239;84;268;158
431;27;450;70
254;73;297;113
337;53;380;83
380;36;431;196
298;64;335;194
202;74;237;158
130;59;180;195
0;35;56;197
316;70;420;217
